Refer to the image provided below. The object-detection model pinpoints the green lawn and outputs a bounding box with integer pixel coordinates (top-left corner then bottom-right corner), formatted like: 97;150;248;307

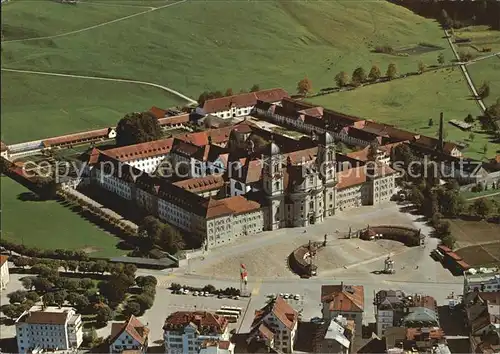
1;71;185;143
467;57;500;107
455;25;500;54
2;0;453;99
1;0;143;41
1;177;125;258
307;68;496;160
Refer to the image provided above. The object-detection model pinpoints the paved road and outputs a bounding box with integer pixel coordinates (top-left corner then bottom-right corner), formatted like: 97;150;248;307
1;0;186;44
466;191;500;201
1;68;197;104
466;51;500;64
444;29;486;112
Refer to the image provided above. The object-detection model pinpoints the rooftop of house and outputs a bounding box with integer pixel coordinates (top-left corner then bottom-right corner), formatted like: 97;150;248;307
403;307;439;325
201;88;289;114
102;138;174;162
0;255;8;267
164;311;228;334
42;127;111;147
16;306;77;325
252;296;298;331
110;315;149;346
321;284;364;312
204;195;261;219
172;175;225;193
405;327;445;341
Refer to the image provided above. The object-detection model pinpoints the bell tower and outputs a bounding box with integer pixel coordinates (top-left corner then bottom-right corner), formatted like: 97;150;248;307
317;129;337;216
263;139;284;230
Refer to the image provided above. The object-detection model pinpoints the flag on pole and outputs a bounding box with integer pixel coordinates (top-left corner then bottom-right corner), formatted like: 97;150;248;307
240;263;248;284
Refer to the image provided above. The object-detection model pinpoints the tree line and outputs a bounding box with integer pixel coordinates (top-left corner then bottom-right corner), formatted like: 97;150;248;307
1;258;152;329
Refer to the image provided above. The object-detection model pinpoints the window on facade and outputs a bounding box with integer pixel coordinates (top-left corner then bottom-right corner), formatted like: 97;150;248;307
275;181;280;190
309;201;314;209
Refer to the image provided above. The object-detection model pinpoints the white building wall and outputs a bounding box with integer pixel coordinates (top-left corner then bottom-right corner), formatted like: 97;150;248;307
109;330;142;353
0;261;9;289
322;305;362;336
15;310;82;354
93;169;132;200
376;309;394;336
164;325;229;354
127;155;167;174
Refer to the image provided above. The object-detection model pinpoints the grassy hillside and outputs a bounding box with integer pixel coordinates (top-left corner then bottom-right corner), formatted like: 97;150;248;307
468;57;500;107
1;177;124;258
308;68;495;160
1;71;185;143
2;0;451;96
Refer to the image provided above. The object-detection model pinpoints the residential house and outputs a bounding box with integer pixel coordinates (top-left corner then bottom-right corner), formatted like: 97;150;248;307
15;305;83;354
247;296;298;353
321;284;364;336
313;315;354;354
109;315;149;353
464;268;500;295
0;255;9;289
163;311;229;354
198;340;234;354
374;290;406;336
200;88;289;119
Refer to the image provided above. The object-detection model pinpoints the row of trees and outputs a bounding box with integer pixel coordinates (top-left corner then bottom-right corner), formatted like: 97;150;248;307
0;239;90;261
197;84;261;106
297;63;401;96
13;256;119;275
2;259;141;327
334;63;399;88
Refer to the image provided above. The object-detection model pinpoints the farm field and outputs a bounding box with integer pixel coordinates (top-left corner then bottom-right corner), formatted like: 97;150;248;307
1;177;125;258
456;242;500;267
2;0;453;100
448;218;500;248
1;71;185;144
455;25;500;56
467;57;500;107
308;68;495;160
1;0;144;41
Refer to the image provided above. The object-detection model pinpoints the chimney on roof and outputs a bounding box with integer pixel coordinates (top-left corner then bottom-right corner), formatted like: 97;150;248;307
438;112;444;151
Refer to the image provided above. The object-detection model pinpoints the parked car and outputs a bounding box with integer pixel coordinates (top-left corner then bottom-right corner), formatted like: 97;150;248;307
193;291;199;296
183;289;190;295
233;295;239;300
294;294;300;300
283;293;290;299
218;294;224;299
204;292;210;297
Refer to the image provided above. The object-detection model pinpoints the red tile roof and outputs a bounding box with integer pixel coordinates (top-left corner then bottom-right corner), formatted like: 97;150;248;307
0;255;8;267
438;245;452;254
177;126;234;147
336;166;366;190
164;311;228;334
321;284;364;312
104;138;173;162
446;252;462;261
202;88;289;114
252;296;298;331
42;128;110;147
158;114;190;126
173;175;224;193
149;106;168;119
110;315;149;346
204;195;260;219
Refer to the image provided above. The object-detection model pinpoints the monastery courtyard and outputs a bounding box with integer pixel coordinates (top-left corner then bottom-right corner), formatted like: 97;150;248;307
183;202;453;282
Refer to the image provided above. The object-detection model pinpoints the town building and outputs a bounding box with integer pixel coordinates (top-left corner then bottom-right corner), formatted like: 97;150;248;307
163;311;229;354
109;315;149;353
15;305;83;353
313;315;354;354
199;88;289;119
464;268;500;294
198;340;234;354
464;291;500;337
247;296;298;353
0;255;9;289
321;284;364;336
374;290;406;336
1;141;10;159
